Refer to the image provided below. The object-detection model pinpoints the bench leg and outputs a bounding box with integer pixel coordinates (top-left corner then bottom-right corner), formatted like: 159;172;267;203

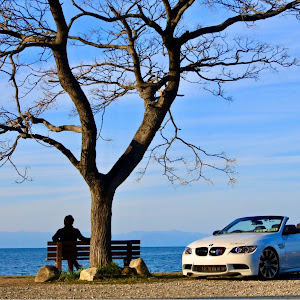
55;260;62;273
56;242;62;273
124;259;130;267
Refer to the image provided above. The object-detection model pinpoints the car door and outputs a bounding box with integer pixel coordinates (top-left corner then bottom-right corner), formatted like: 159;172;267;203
284;230;300;270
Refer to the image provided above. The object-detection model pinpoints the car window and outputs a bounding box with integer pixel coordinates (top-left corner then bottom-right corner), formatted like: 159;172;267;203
219;216;283;234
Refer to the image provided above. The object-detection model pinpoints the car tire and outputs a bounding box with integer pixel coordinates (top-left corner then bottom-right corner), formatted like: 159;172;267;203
258;247;279;280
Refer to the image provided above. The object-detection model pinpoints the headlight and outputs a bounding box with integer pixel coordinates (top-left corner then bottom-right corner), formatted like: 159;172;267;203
184;247;192;254
230;246;257;254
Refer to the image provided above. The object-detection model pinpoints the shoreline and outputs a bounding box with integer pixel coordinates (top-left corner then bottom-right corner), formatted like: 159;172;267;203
1;274;300;299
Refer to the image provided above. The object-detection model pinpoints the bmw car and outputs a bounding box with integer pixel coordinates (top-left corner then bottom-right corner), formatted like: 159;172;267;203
182;216;300;279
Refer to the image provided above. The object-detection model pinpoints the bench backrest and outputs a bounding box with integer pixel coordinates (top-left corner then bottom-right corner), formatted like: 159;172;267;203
47;240;140;272
47;241;90;260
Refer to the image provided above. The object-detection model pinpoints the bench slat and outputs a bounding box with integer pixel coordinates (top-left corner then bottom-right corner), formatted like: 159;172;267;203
47;253;90;258
64;251;90;257
47;257;142;261
48;246;140;252
47;247;58;251
47;251;140;258
48;241;140;246
111;245;140;250
111;251;140;256
47;253;60;258
111;240;140;244
61;246;90;251
74;246;90;251
47;241;90;246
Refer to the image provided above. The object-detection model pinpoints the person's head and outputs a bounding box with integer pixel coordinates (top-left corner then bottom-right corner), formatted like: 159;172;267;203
64;215;74;227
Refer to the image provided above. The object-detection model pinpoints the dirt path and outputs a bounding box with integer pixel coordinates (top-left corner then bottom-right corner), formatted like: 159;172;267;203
1;275;300;299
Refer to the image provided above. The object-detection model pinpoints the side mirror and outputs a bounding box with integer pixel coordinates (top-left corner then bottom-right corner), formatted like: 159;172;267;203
213;230;220;235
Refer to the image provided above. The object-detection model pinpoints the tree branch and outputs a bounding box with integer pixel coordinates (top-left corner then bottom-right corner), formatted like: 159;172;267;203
68;35;128;50
48;0;98;177
27;132;80;168
137;110;236;185
0;136;31;183
170;0;195;30
68;0;142;29
27;114;82;133
179;0;300;44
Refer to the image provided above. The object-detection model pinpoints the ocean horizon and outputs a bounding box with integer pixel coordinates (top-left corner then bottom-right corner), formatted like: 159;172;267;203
0;230;206;248
0;247;185;276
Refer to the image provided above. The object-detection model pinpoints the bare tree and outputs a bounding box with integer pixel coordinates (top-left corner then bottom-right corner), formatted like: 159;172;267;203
0;0;299;267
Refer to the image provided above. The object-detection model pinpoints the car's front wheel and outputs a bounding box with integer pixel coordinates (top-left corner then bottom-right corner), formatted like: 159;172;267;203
258;247;279;280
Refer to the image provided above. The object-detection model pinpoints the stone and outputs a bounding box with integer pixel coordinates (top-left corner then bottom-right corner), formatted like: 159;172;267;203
129;258;151;276
35;265;60;283
122;266;137;276
79;267;99;281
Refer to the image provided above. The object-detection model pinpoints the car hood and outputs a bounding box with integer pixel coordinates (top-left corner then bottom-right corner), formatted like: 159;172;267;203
188;232;278;248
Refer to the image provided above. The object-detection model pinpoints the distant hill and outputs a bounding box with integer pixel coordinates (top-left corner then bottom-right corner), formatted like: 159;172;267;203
0;230;208;248
0;231;53;248
113;230;207;247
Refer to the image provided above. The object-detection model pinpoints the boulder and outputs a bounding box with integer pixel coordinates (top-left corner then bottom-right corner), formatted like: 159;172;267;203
79;267;99;281
122;266;137;276
129;258;151;276
35;265;60;283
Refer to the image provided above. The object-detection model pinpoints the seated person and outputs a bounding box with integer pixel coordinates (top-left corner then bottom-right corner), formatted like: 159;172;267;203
52;215;90;272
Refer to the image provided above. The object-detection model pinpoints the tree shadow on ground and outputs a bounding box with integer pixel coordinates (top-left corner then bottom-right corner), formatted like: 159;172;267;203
190;272;300;281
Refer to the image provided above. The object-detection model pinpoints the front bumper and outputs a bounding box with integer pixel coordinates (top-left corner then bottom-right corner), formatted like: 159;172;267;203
182;249;261;277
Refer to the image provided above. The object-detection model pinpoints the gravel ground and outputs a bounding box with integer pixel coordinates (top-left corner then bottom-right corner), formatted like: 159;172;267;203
1;276;300;299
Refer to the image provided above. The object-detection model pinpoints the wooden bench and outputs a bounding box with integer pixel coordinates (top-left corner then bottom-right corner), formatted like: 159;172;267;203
46;240;140;272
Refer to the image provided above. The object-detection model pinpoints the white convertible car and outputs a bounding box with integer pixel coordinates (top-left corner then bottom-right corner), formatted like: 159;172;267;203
182;216;300;279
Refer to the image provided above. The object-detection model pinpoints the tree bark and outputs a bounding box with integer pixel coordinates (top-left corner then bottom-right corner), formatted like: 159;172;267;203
89;179;115;267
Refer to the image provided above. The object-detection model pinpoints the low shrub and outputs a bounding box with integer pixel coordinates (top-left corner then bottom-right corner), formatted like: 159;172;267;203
97;262;123;278
57;267;84;282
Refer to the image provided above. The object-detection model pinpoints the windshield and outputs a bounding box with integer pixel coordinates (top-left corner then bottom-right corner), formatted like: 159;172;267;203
218;216;284;234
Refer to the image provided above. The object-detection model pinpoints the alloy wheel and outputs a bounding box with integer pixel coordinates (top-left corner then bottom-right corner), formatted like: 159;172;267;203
258;248;279;280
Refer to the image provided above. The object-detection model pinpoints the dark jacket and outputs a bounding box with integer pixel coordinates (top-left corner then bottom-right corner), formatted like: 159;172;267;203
52;226;90;243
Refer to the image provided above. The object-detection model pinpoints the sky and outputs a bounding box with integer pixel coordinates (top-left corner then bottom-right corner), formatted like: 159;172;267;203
0;2;300;239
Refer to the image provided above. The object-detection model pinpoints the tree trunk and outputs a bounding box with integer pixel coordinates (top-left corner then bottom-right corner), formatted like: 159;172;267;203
89;180;115;267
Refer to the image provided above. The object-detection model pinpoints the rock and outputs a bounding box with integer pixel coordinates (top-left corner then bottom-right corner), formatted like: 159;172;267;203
79;268;99;281
129;258;151;276
35;265;60;283
122;266;137;276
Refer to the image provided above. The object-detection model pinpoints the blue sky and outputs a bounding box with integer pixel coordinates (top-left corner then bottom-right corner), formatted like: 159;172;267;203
0;5;300;237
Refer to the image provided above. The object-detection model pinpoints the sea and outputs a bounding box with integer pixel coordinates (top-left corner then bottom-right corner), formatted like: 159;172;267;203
0;247;185;276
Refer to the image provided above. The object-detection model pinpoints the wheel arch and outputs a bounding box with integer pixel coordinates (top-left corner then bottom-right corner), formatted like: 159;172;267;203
263;246;279;256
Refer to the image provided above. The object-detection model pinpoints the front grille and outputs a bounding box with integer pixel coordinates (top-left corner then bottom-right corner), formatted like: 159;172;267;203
193;265;227;273
209;247;226;256
196;247;208;256
232;264;249;270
